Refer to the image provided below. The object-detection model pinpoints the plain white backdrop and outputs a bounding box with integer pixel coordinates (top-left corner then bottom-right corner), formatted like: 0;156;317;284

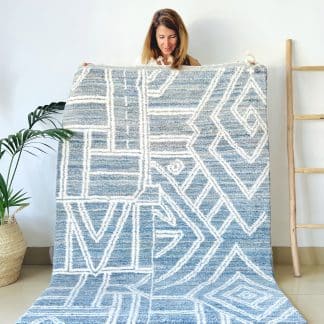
1;0;324;246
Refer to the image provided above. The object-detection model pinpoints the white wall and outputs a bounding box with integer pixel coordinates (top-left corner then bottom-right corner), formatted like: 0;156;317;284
1;0;324;246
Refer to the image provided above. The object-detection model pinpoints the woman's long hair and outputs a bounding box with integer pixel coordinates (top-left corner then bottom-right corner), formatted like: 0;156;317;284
141;8;190;68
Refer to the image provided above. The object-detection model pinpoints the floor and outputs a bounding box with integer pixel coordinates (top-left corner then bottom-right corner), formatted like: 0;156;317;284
0;265;323;323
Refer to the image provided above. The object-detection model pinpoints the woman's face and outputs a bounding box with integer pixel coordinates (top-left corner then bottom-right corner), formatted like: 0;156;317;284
156;25;178;57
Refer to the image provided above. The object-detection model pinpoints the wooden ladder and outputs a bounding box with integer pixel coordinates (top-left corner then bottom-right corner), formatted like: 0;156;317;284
286;39;324;277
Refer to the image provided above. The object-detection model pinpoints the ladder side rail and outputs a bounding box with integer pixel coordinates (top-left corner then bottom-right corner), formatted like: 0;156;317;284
286;39;301;277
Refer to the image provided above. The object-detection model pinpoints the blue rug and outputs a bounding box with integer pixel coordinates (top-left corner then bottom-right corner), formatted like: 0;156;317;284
18;64;306;323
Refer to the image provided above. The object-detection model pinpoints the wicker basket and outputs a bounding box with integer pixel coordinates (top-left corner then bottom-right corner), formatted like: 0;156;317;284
0;221;27;287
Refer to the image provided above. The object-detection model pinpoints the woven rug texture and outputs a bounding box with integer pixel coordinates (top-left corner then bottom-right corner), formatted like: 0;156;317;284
17;64;306;323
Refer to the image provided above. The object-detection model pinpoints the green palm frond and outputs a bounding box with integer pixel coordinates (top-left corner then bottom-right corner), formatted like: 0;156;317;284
0;101;73;224
28;102;66;129
7;188;30;206
42;128;74;141
0;172;29;203
0;141;5;159
0;203;5;224
0;129;42;156
0;173;29;224
0;128;73;157
0;172;9;201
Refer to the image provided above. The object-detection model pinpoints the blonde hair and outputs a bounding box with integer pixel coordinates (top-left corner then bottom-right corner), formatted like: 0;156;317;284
141;8;191;69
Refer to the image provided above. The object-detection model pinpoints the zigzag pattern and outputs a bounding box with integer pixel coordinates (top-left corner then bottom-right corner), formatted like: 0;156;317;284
17;64;305;323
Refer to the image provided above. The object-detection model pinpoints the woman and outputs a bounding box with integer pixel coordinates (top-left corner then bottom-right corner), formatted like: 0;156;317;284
141;8;200;68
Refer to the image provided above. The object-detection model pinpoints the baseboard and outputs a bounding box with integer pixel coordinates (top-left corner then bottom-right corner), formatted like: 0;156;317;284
272;247;324;265
23;247;324;265
23;247;51;265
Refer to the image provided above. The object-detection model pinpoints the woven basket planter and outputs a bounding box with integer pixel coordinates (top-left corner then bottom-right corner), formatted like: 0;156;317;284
0;221;27;287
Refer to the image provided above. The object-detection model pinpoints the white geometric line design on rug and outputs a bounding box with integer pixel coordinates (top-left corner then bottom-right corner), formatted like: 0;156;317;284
17;64;305;323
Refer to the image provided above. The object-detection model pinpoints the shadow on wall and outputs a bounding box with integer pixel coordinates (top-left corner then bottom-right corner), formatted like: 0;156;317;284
0;62;15;130
187;16;274;66
188;18;239;65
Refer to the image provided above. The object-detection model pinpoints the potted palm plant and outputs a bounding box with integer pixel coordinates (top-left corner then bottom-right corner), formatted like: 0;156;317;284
0;102;73;287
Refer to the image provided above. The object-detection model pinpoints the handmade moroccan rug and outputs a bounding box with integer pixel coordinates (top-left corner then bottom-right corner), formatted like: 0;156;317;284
18;64;306;323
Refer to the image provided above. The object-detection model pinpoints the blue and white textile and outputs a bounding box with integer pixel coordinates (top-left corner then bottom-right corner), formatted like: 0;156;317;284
17;64;306;323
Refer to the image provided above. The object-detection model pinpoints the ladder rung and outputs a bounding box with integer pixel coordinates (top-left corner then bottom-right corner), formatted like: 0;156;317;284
294;114;324;120
286;40;324;277
295;168;324;174
296;224;324;229
292;66;324;71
